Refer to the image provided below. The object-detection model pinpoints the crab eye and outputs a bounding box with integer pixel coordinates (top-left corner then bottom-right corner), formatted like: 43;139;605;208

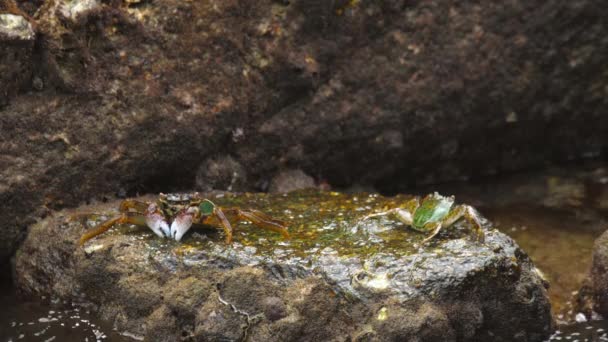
199;200;215;216
147;203;157;213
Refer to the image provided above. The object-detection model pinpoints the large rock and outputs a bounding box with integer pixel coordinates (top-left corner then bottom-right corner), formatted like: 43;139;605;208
14;191;553;341
2;0;608;264
578;230;608;318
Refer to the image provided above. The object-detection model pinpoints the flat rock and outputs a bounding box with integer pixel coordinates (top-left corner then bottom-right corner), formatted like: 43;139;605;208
14;191;553;341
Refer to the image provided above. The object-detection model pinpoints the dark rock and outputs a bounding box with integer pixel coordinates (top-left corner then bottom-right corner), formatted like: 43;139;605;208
164;276;213;318
268;169;316;193
2;0;608;269
372;303;455;342
14;191;553;341
0;13;35;107
583;230;608;317
260;296;287;322
195;156;249;192
145;305;179;342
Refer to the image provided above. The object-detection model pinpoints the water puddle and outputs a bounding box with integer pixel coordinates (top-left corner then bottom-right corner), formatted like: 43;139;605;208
486;205;598;323
547;320;608;341
0;280;128;341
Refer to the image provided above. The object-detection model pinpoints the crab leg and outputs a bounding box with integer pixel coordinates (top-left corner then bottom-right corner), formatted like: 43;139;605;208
358;198;420;226
209;207;234;243
359;208;415;226
198;208;289;242
70;199;148;226
79;212;146;245
119;199;150;213
219;208;290;239
198;207;234;243
440;204;485;242
420;221;443;244
419;205;485;243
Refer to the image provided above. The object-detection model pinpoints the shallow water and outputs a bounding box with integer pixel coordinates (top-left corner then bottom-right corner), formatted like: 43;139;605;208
4;163;608;340
0;279;127;341
486;205;598;322
547;320;608;341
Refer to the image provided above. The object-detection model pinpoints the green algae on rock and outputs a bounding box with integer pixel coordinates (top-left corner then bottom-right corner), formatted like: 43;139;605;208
15;190;553;341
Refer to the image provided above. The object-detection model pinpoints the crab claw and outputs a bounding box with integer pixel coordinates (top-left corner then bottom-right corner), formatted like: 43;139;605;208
171;207;197;241
145;204;170;238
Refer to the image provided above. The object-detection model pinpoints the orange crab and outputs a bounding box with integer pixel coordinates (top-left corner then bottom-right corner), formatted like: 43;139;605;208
79;193;289;245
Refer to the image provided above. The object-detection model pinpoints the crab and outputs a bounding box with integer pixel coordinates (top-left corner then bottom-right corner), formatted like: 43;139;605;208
79;193;290;245
359;192;485;243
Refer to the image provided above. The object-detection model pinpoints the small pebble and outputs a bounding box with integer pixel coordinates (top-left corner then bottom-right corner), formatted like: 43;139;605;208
575;313;587;323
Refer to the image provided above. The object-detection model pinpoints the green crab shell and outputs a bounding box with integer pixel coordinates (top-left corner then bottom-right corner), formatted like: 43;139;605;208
199;199;215;216
412;193;454;230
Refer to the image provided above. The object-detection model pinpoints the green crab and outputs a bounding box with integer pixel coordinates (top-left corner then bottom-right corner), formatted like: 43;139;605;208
360;192;485;243
79;193;290;245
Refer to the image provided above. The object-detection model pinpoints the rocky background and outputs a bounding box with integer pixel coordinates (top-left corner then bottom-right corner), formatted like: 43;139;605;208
1;0;608;268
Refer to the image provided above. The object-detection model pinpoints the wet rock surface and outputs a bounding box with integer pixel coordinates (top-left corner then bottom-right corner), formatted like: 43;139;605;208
580;230;608;318
1;0;608;264
15;191;553;341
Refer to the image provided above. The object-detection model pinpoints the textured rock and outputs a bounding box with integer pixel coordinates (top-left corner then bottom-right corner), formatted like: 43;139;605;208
2;0;608;265
0;13;34;40
195;155;249;192
0;13;35;107
268;169;316;193
14;191;553;341
582;230;608;317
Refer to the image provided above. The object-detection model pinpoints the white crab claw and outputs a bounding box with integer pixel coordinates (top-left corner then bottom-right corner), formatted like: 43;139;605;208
171;208;196;241
159;220;171;237
145;213;170;238
145;204;170;238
